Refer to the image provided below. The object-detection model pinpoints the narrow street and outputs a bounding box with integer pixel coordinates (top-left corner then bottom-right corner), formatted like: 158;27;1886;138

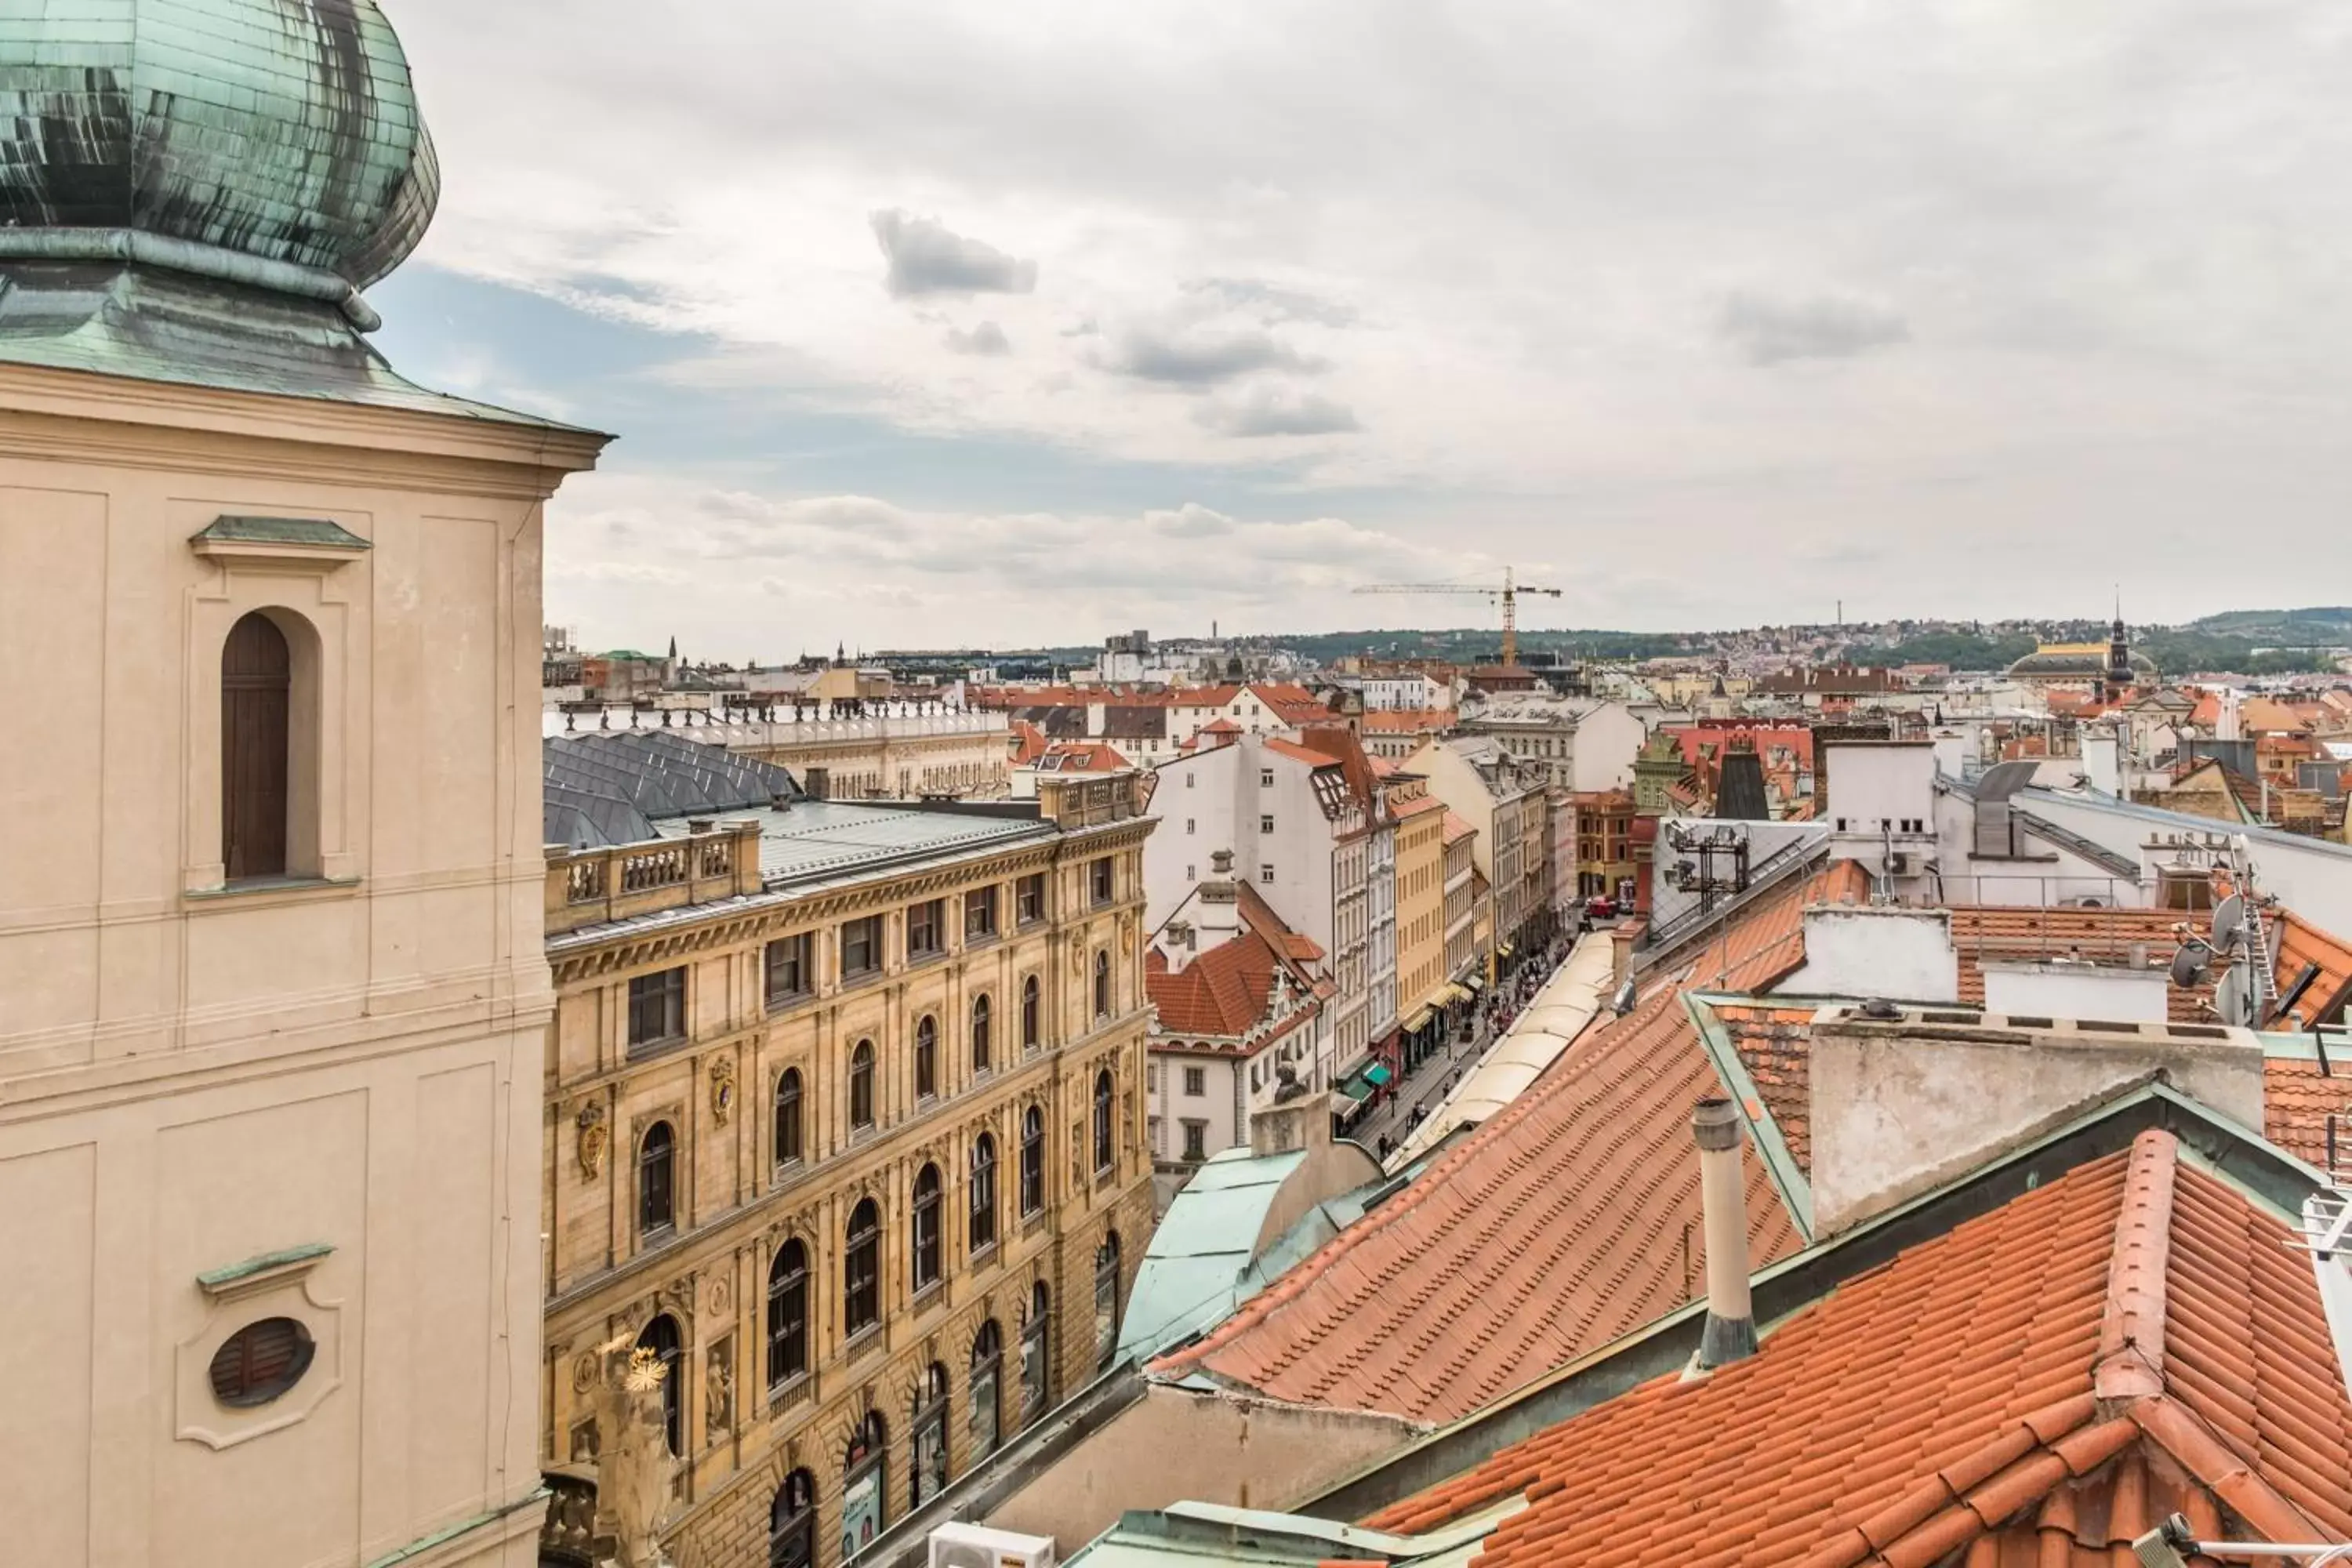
1347;932;1578;1157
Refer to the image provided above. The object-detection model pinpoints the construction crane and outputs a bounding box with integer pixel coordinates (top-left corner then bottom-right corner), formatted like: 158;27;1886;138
1352;567;1564;666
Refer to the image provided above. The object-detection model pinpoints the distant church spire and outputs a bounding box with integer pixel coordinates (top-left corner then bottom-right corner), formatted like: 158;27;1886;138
2104;596;2133;704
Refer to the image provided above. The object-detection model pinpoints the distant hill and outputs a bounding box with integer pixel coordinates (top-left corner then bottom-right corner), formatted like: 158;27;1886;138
2183;607;2352;644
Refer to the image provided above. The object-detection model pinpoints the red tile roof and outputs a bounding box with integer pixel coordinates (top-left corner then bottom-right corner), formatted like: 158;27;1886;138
2262;1054;2348;1167
1033;740;1131;772
1149;881;1325;1040
1653;860;1872;994
1367;1131;2352;1563
1443;811;1478;846
1360;708;1457;733
1146;978;1805;1423
1712;1003;1817;1171
2275;909;2352;1028
1947;905;2215;1023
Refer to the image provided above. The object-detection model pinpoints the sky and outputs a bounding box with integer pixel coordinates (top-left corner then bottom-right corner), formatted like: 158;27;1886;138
371;0;2352;660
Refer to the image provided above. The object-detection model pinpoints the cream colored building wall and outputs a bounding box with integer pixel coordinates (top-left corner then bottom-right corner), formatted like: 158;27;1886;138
0;366;603;1568
982;1383;1414;1555
733;726;1011;800
1394;809;1448;1015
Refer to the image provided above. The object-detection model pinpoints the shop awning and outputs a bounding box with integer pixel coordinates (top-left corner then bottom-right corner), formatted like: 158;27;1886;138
1363;1062;1393;1087
1439;983;1473;1006
1497;942;1515;958
1338;1075;1377;1103
1462;974;1484;993
1402;1005;1435;1034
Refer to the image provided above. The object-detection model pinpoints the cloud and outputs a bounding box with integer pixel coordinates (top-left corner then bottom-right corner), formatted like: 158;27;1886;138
1098;325;1326;385
1187;277;1358;328
869;210;1038;298
1194;385;1361;437
944;320;1013;355
1716;291;1911;366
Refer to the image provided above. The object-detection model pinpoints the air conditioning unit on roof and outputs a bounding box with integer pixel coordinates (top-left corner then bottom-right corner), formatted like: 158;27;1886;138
928;1520;1056;1568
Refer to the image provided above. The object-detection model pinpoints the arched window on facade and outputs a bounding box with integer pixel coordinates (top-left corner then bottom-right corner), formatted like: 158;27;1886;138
969;1132;997;1254
1020;1105;1046;1215
844;1198;881;1337
770;1469;817;1568
970;1320;1004;1460
765;1239;808;1391
1092;1069;1115;1174
639;1121;677;1237
971;993;993;1073
221;610;292;881
912;1163;942;1291
1022;975;1040;1052
849;1039;877;1131
1094;1233;1123;1373
1093;949;1111;1019
909;1363;950;1508
774;1068;804;1168
636;1313;684;1456
841;1410;887;1558
914;1014;938;1100
1020;1280;1052;1422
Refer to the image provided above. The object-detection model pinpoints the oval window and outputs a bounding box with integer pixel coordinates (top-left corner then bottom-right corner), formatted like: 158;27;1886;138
209;1316;316;1407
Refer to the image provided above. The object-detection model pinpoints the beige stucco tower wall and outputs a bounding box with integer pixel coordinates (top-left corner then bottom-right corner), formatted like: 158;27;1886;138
0;361;606;1566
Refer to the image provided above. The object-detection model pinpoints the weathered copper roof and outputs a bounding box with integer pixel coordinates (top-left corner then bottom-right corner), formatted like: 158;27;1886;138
0;0;437;289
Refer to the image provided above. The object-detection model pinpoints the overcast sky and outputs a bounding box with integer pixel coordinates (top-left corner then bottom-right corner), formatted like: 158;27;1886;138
371;0;2352;659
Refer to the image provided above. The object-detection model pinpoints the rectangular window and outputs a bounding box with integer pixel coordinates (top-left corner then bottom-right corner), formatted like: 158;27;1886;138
1183;1065;1206;1097
840;916;882;978
1185;818;1196;834
1090;857;1114;905
1146;1062;1158;1091
1016;873;1045;924
1260;768;1275;787
964;887;998;940
1182;1120;1208;1161
1260;864;1275;884
907;898;944;959
764;934;811;1007
1186;865;1196;881
1259;815;1275;834
1186;772;1195;788
627;967;686;1051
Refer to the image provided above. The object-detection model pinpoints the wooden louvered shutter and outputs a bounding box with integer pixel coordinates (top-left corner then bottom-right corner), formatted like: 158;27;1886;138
221;612;291;880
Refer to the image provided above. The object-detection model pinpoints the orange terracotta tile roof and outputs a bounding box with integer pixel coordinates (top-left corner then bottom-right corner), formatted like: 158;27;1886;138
1146;981;1804;1423
1033;740;1131;772
1390;793;1447;818
1947;905;2215;1023
1658;860;1873;995
1711;1003;1818;1171
1443;811;1477;845
1360;708;1457;732
1367;1131;2352;1563
2274;909;2352;1028
1236;880;1326;966
1007;719;1047;765
2261;1054;2348;1167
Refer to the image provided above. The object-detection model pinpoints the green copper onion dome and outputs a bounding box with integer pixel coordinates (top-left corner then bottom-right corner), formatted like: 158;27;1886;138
0;0;438;308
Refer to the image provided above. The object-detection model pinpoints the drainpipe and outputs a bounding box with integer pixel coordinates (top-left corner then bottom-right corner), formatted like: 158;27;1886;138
1693;1098;1759;1369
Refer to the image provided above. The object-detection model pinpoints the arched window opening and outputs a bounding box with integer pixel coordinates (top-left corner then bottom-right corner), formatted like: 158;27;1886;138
841;1410;887;1558
1020;1105;1046;1215
639;1121;677;1237
969;1133;998;1254
1093;949;1112;1019
766;1239;808;1391
912;1164;942;1290
915;1014;938;1100
774;1068;804;1168
970;1320;1004;1460
850;1039;877;1130
1022;975;1041;1052
971;993;993;1073
910;1363;950;1508
1094;1233;1123;1373
221;610;292;881
844;1198;881;1337
1020;1281;1052;1422
636;1313;684;1457
1092;1070;1115;1174
770;1469;817;1568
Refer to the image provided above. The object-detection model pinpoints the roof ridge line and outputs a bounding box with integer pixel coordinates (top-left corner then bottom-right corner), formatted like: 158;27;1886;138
2128;1392;2329;1546
2093;1127;2179;1404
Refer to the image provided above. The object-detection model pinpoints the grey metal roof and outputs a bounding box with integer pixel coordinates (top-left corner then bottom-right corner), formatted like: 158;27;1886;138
192;514;371;549
543;731;798;845
656;800;1052;887
1118;1149;1308;1365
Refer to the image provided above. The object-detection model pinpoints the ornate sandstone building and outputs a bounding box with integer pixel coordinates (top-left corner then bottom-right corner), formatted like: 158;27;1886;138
0;2;606;1565
538;751;1156;1568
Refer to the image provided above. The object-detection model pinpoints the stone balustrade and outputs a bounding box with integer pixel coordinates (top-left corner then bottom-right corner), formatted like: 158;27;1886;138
546;818;766;935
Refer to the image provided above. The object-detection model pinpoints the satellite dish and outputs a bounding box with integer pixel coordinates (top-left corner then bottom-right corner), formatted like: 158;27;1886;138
1610;978;1638;1015
2210;893;2244;952
2215;964;2249;1029
2169;940;2212;989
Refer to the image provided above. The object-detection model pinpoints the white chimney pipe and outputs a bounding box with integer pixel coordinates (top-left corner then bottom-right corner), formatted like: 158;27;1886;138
1693;1098;1758;1369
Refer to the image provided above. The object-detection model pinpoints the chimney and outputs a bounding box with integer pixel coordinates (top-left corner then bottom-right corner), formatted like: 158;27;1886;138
1692;1098;1757;1369
1194;851;1243;951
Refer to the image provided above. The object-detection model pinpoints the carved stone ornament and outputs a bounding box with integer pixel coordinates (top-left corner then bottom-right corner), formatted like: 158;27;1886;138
575;1101;609;1181
710;1055;737;1127
573;1352;601;1393
708;1276;731;1317
589;1332;674;1568
706;1336;735;1436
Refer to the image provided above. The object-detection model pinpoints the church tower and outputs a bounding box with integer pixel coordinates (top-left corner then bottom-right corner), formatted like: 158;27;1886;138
2105;604;2135;704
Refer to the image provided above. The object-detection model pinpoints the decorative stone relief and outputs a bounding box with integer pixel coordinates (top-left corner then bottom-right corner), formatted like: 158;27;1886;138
710;1055;736;1126
576;1101;609;1181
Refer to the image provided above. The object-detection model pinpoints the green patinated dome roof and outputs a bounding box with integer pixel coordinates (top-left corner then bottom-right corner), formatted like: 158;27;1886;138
0;0;437;289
